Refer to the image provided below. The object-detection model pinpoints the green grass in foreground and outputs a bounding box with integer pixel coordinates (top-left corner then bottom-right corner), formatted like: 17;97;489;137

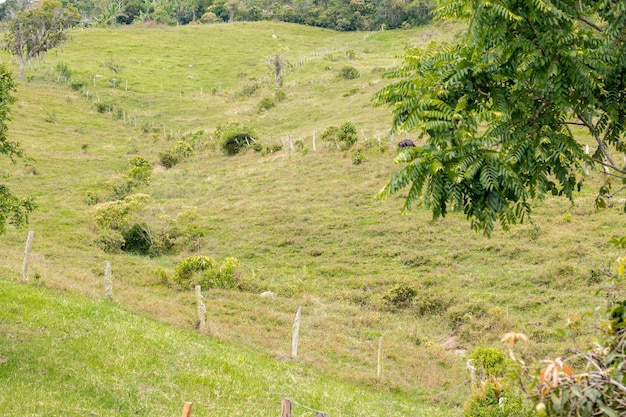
0;278;456;416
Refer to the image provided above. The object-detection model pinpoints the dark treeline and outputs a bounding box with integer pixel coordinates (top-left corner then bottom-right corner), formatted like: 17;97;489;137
0;0;433;31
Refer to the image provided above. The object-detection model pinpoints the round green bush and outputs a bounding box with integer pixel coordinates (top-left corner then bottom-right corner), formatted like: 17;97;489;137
339;66;360;80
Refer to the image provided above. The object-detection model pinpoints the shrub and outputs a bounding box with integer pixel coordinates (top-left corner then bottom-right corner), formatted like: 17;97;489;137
70;80;85;91
95;101;114;113
127;156;152;185
172;140;193;158
173;255;240;289
274;89;287;102
214;122;258;155
338;121;358;147
321;121;359;149
380;283;417;310
339;66;359;80
200;12;220;23
257;97;276;113
352;149;365;165
158;149;180;168
94;194;151;231
464;379;534;417
96;228;125;253
469;347;508;378
121;222;152;255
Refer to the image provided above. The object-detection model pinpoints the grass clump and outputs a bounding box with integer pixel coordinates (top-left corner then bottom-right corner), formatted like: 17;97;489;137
173;255;240;289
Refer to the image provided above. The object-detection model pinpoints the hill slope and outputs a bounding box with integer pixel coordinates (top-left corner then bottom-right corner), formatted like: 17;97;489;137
0;21;623;410
0;278;454;416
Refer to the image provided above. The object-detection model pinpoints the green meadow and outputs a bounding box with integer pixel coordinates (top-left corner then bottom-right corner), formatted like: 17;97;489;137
0;21;624;415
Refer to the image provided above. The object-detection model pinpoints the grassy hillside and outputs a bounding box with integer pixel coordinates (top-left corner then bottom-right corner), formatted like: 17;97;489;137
0;278;454;416
0;21;624;413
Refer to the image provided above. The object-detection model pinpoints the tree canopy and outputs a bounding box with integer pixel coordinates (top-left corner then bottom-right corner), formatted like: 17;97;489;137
0;0;434;31
374;0;626;235
0;64;34;234
2;0;80;78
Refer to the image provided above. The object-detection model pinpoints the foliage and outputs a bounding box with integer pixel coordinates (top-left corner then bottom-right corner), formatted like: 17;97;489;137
2;0;80;78
352;149;365;165
380;282;417;310
374;0;626;235
214;122;257;155
158;149;180;168
257;96;275;113
469;347;507;378
0;64;34;233
93;193;150;231
105;156;152;199
320;121;359;150
464;378;534;417
173;255;240;289
338;66;359;80
158;134;202;168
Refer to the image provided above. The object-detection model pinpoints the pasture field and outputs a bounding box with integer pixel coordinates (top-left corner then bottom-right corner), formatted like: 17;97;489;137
0;20;624;414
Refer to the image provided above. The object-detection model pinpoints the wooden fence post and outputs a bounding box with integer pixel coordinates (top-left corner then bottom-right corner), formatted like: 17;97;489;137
316;412;329;417
21;230;34;282
104;261;113;300
180;401;193;417
281;398;292;417
376;336;383;382
195;285;206;332
292;306;302;359
312;131;317;152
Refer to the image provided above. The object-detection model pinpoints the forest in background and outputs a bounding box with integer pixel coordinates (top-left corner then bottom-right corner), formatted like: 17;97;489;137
0;0;433;31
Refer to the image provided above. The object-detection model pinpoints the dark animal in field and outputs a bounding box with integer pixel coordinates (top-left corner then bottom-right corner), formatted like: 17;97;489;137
398;139;415;148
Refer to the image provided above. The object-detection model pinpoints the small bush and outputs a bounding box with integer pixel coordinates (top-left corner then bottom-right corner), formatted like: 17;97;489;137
215;122;258;155
469;347;508;378
380;283;417;310
127;156;152;185
174;255;240;289
95;101;114;113
321;121;359;149
464;379;534;417
121;222;152;255
96;229;125;253
274;89;287;102
158;150;180;168
257;97;276;113
70;80;86;91
352;149;365;165
339;66;359;80
200;12;220;23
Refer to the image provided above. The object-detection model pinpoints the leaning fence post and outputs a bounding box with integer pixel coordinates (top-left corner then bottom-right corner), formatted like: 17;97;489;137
180;401;193;417
292;306;302;359
22;230;35;282
195;285;206;332
104;261;113;300
281;398;292;417
376;336;383;382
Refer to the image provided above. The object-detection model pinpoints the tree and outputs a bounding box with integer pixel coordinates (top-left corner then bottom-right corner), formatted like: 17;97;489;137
373;0;626;236
0;63;35;234
2;0;80;78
